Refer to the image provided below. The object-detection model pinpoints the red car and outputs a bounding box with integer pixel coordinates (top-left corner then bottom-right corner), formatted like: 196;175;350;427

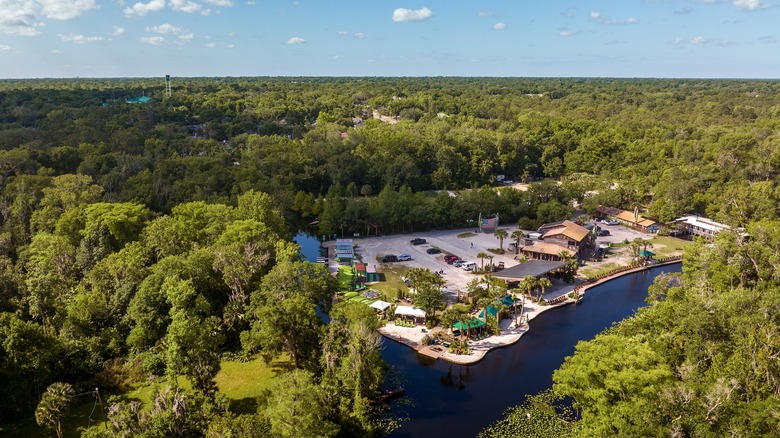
444;255;460;264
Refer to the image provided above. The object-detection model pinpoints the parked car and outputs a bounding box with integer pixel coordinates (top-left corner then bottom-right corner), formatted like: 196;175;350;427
453;259;465;267
410;238;426;245
461;261;477;271
444;255;460;264
381;254;397;263
598;229;610;236
426;248;441;254
601;219;619;226
397;254;412;261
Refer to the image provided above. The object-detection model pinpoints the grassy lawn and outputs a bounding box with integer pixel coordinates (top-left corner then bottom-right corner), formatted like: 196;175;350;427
647;236;690;257
580;236;690;279
366;264;411;302
2;356;288;438
337;265;354;292
579;262;623;279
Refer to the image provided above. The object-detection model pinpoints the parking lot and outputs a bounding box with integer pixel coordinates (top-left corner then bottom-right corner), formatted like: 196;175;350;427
325;223;652;293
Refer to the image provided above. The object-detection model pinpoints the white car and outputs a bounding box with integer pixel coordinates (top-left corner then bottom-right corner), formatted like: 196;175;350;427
461;261;477;271
601;219;619;226
397;254;412;261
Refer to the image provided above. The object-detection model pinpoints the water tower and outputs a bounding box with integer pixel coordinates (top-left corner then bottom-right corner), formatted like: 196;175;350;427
165;74;172;97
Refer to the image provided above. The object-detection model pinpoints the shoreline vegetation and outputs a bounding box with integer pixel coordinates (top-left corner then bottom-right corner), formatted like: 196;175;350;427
379;257;683;365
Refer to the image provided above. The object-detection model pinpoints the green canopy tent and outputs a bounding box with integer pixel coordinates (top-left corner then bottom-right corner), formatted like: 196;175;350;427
639;250;655;259
479;306;499;319
453;319;486;330
453;318;486;338
500;295;515;307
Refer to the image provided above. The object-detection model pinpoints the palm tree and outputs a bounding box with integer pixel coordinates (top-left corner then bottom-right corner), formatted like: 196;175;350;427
640;239;654;261
457;313;472;341
557;250;579;282
519;276;537;300
486;254;494;271
476;251;489;270
494;228;508;252
35;382;74;438
536;277;552;302
440;307;460;335
478;297;494;323
630;238;644;261
511;230;524;254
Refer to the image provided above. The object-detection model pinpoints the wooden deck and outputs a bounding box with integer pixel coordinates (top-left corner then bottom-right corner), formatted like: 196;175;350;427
417;345;446;359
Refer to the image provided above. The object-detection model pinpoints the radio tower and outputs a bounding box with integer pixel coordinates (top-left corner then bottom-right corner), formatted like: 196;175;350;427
165;74;172;97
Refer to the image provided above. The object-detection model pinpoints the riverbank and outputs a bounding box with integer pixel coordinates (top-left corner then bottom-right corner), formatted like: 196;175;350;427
379;257;682;365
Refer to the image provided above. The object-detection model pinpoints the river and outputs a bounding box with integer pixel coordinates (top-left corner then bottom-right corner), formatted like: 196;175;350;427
294;233;682;437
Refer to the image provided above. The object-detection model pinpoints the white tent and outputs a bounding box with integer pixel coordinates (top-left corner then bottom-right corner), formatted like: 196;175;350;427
370;300;391;312
395;305;426;320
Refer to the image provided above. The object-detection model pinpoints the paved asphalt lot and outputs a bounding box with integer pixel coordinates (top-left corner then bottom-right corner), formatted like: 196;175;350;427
328;223;651;293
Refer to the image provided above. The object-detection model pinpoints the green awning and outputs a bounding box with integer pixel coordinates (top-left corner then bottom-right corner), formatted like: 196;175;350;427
479;306;498;319
639;250;655;257
500;295;515;307
453;318;486;330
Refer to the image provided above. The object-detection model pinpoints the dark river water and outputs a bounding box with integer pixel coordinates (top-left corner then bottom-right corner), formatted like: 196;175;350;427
294;233;682;438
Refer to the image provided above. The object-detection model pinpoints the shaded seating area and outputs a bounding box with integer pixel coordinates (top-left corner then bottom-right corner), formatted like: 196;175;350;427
395;305;426;327
453;318;488;340
370;299;391;313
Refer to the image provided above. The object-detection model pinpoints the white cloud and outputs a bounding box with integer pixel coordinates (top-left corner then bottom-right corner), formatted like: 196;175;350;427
590;11;639;25
203;0;232;6
206;42;216;47
759;35;777;44
733;0;766;10
478;11;492;17
353;32;364;39
59;33;105;43
673;36;735;47
50;49;60;54
287;36;305;44
112;26;125;36
492;22;506;31
146;23;185;34
558;30;572;37
226;43;234;48
178;32;193;42
0;0;43;36
392;7;433;22
140;35;166;45
124;0;166;16
39;0;96;20
1;0;98;36
337;31;348;36
169;0;200;13
0;43;10;50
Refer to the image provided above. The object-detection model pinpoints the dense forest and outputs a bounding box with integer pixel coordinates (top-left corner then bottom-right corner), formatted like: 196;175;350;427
1;77;780;436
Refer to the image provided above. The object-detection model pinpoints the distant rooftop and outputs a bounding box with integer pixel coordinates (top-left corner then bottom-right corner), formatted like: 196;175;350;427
126;96;152;104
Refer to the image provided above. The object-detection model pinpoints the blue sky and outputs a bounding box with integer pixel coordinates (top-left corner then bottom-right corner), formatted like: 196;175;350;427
0;0;778;78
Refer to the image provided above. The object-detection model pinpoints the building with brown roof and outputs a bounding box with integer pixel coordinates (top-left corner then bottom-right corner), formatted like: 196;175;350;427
520;220;591;261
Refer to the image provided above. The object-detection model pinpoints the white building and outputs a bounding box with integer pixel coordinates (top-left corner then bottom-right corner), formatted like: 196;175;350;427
335;238;354;260
672;215;732;240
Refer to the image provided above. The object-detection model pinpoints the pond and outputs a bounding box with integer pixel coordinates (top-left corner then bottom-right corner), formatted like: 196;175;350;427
294;233;681;437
